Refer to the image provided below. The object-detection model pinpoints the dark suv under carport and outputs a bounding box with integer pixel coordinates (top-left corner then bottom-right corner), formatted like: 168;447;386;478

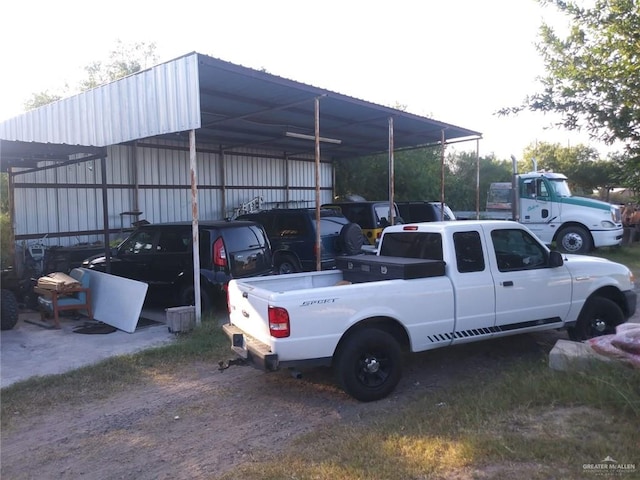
82;220;273;310
237;208;363;273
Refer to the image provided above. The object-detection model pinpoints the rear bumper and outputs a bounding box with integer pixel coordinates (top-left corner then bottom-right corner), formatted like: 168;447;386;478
222;323;279;371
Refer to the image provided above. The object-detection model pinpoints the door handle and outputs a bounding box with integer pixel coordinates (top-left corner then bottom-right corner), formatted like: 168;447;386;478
502;281;514;287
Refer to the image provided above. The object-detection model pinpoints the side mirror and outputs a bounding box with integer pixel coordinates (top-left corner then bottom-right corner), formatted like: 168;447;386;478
548;250;564;267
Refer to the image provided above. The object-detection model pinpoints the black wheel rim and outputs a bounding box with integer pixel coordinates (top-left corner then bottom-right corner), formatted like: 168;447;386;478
588;313;615;337
355;350;392;388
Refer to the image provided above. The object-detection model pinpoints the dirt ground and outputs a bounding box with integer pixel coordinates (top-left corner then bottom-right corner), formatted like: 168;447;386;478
1;329;570;480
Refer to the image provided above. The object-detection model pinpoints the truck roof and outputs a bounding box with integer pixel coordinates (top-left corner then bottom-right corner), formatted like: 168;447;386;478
381;220;524;235
519;171;567;180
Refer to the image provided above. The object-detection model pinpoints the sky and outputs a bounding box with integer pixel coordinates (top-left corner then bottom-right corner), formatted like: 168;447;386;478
0;0;611;161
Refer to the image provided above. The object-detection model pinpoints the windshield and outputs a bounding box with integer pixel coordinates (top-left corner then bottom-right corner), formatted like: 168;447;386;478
548;179;572;197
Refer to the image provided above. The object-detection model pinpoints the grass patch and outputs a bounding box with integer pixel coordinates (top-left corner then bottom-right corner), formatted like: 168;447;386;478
589;241;640;271
1;314;229;430
220;360;640;480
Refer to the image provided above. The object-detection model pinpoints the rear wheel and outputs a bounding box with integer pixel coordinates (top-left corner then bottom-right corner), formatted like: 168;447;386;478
1;289;19;331
275;255;301;274
568;297;623;341
179;285;212;312
334;328;402;402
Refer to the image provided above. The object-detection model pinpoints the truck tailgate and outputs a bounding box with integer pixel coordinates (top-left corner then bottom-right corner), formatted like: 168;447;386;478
227;280;273;346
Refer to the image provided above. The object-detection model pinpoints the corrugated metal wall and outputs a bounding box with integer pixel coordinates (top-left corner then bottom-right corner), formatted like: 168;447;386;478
11;138;334;249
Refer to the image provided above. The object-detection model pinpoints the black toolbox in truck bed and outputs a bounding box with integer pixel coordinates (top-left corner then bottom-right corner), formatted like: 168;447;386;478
336;255;446;283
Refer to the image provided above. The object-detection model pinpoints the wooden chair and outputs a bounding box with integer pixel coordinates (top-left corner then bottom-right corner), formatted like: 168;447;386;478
36;268;93;329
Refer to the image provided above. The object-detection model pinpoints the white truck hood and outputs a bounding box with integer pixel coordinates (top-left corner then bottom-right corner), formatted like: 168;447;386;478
562;254;635;291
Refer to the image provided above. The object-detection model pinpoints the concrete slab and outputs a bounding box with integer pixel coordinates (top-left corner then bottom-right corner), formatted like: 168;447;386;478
0;309;175;389
548;339;612;371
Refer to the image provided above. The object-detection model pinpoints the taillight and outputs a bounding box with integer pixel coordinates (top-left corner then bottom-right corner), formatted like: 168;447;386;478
213;237;227;267
268;306;290;338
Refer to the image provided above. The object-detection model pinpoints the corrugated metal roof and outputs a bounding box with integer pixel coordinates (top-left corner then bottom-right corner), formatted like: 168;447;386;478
190;53;481;159
0;51;481;170
0;53;200;148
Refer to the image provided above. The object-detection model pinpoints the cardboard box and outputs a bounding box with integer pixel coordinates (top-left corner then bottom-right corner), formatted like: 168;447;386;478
166;306;196;333
36;272;80;291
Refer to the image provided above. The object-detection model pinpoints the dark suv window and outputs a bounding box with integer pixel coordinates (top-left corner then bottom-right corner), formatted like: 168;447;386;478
273;213;308;238
121;230;155;254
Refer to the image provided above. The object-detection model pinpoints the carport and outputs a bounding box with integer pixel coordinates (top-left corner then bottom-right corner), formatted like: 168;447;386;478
0;52;481;322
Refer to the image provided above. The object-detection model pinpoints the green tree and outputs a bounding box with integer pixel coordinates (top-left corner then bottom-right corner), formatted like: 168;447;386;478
24;40;157;110
24;90;65;111
334;147;444;202
500;0;640;174
445;152;512;211
79;40;158;90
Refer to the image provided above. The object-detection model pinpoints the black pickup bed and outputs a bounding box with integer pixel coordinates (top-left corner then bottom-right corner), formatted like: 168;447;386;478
336;255;446;283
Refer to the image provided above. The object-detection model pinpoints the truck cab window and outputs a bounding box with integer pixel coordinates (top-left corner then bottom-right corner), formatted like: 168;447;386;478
536;179;549;198
453;231;485;273
492;229;547;271
379;232;442;260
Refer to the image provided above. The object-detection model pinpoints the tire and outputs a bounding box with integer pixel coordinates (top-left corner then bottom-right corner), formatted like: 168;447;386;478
179;285;212;312
556;225;592;254
1;289;19;331
568;297;624;341
339;223;365;256
275;255;301;274
334;328;402;402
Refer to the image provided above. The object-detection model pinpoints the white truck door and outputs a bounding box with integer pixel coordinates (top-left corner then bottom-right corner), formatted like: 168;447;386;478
449;230;496;343
489;228;572;330
519;178;558;242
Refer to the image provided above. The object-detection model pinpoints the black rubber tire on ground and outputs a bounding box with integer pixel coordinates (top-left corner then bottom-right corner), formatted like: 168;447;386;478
339;222;365;256
275;255;301;274
179;285;212;312
1;289;19;331
567;296;624;341
334;328;403;402
556;225;592;254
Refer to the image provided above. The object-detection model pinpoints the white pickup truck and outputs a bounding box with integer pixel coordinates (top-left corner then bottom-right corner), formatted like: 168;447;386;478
223;221;637;401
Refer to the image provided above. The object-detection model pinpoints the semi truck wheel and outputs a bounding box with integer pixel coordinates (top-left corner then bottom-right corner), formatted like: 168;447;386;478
568;296;623;341
334;328;402;402
1;289;19;330
556;225;592;254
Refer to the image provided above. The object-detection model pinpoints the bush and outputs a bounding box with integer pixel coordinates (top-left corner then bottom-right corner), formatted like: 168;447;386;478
0;212;12;269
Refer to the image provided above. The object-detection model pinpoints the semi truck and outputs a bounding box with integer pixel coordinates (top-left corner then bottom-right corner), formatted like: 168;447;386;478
487;171;624;253
459;170;624;254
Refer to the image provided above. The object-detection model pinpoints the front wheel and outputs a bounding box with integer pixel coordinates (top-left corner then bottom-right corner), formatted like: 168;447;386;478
568;297;624;341
334;328;402;402
1;289;19;330
556;225;592;254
